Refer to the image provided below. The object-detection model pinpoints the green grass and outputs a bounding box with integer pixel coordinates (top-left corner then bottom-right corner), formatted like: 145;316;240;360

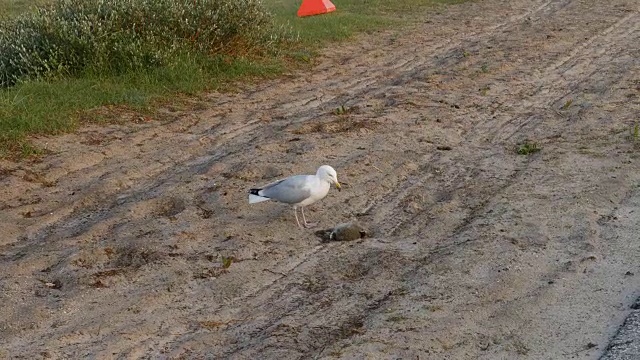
269;0;467;46
0;55;282;156
516;141;541;156
560;99;573;110
0;0;468;158
0;0;47;17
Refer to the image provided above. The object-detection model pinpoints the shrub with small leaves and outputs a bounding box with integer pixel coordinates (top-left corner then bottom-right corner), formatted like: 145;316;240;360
0;0;283;88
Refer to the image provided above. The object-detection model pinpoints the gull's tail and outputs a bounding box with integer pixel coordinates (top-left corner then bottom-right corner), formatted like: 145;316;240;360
249;188;270;204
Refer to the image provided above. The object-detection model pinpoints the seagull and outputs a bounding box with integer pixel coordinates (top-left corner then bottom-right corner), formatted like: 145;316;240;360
248;165;341;228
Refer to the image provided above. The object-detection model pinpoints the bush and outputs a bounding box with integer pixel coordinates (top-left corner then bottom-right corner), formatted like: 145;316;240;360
0;0;278;88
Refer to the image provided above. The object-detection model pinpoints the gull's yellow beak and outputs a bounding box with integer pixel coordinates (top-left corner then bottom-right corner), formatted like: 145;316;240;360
335;182;342;191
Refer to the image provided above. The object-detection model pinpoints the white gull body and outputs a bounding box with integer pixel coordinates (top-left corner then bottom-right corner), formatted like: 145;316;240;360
248;165;341;228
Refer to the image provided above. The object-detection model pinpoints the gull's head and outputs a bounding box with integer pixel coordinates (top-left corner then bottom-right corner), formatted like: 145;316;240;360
317;165;341;191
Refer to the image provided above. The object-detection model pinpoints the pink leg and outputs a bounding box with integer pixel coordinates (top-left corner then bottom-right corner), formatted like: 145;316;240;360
293;207;303;228
301;207;318;228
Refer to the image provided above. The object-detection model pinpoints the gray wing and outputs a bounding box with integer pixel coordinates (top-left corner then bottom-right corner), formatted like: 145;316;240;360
260;175;312;204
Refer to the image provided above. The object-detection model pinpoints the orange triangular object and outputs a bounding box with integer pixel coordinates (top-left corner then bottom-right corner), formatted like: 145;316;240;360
297;0;336;17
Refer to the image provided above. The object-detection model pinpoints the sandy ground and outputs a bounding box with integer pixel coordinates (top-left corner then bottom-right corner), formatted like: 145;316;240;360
1;0;640;358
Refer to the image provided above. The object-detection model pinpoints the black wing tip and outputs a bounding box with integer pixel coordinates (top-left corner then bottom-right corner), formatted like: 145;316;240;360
249;188;262;196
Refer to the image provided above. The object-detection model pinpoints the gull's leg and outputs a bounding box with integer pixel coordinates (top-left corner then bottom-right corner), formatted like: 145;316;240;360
293;207;303;228
301;207;318;228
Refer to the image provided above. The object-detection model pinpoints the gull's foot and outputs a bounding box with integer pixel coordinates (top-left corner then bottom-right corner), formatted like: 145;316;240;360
303;222;318;229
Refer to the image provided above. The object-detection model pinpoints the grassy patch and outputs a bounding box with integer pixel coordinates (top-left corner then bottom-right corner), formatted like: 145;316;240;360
270;0;467;46
0;56;283;157
1;0;468;158
0;0;48;17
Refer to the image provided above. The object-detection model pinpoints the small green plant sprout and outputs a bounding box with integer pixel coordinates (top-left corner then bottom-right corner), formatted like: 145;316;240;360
481;64;489;73
627;123;640;148
222;256;234;269
333;104;349;115
462;50;470;57
479;85;490;96
560;99;573;110
517;141;541;155
292;51;312;63
631;123;639;142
